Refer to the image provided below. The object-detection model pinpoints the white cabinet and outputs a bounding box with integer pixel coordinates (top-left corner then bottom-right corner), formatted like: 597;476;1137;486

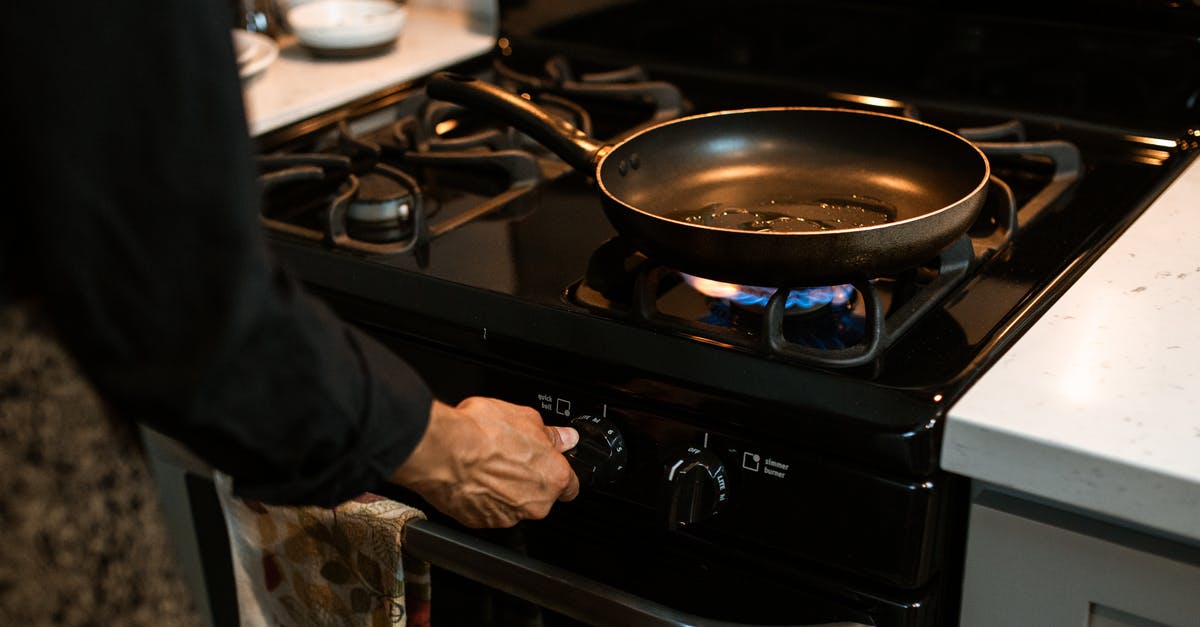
959;490;1200;627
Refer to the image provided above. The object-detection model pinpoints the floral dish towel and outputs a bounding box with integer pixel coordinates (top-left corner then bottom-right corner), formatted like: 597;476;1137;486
214;473;431;627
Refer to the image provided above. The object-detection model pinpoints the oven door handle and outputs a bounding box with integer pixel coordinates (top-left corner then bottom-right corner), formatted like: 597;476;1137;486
403;519;873;627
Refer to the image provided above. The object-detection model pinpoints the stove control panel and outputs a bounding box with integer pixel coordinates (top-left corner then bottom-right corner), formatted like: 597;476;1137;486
533;390;739;523
564;414;628;487
372;314;946;589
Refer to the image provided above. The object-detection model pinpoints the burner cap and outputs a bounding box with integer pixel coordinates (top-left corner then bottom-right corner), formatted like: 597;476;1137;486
348;172;414;223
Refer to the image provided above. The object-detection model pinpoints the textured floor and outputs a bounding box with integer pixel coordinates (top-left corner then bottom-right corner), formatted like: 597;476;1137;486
0;305;199;626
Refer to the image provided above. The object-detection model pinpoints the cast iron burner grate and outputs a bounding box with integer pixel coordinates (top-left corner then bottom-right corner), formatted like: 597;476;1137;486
493;54;688;136
253;57;685;260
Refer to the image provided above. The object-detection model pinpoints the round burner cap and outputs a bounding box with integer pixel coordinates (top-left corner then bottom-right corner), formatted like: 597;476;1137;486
348;172;414;222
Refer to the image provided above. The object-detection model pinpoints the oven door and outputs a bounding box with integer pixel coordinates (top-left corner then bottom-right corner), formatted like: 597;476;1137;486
405;518;874;627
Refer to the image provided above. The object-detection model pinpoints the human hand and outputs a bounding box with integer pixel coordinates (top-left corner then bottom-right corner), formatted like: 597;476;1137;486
390;397;580;528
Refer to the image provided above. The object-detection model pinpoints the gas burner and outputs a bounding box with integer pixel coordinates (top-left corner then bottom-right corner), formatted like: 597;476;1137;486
674;273;868;350
345;170;419;243
252;61;695;260
328;115;544;239
680;273;855;316
707;297;868;351
572;235;978;368
255;154;428;258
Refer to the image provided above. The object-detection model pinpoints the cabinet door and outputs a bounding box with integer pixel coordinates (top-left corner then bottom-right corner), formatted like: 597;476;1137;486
960;497;1200;627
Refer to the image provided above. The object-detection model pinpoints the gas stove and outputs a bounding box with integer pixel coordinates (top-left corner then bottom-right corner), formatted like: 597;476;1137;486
253;4;1198;625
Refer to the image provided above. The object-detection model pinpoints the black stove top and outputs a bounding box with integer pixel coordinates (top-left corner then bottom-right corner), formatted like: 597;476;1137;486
259;49;1191;424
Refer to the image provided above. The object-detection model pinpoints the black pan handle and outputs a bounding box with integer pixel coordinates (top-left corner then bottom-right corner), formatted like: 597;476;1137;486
403;519;873;627
426;72;609;173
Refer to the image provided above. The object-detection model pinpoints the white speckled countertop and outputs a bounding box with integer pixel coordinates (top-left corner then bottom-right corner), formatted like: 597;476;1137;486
241;3;495;136
943;156;1200;544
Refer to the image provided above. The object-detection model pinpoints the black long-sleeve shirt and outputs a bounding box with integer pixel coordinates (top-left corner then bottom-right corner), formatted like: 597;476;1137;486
0;1;431;507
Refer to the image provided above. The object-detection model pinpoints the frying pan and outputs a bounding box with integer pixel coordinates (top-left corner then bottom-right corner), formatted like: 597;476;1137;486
427;72;990;287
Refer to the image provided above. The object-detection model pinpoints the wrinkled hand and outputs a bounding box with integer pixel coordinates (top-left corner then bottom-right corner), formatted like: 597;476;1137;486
390;397;580;528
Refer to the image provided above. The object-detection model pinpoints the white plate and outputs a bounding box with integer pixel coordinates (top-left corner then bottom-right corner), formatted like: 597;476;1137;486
288;0;406;53
231;29;279;81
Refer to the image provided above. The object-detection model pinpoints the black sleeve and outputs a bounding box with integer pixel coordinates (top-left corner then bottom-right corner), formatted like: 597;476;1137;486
1;0;431;507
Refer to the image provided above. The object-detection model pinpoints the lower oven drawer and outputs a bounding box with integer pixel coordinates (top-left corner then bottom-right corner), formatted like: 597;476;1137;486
405;518;905;626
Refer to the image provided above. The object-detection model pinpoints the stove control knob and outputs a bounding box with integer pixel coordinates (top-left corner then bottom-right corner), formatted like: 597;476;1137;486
564;415;628;488
663;447;729;529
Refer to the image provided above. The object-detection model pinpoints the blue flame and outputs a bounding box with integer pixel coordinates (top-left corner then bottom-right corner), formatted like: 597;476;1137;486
680;274;854;313
725;284;854;312
726;285;853;310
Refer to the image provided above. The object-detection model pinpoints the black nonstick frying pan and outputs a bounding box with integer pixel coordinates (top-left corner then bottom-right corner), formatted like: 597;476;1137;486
427;72;990;287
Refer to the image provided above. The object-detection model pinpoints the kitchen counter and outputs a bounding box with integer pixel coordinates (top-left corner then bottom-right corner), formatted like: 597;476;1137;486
943;156;1200;545
241;3;495;136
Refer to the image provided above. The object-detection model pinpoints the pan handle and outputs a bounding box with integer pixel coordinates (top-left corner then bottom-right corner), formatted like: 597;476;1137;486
427;72;610;173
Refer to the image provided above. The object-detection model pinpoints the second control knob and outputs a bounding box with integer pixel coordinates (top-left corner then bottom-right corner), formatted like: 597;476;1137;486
663;447;729;529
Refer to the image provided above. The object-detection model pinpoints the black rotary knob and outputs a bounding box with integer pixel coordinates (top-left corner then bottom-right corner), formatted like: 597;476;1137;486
663;447;729;529
564;415;628;487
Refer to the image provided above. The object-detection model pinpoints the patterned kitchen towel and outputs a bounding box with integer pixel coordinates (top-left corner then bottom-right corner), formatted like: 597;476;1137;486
214;473;431;627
